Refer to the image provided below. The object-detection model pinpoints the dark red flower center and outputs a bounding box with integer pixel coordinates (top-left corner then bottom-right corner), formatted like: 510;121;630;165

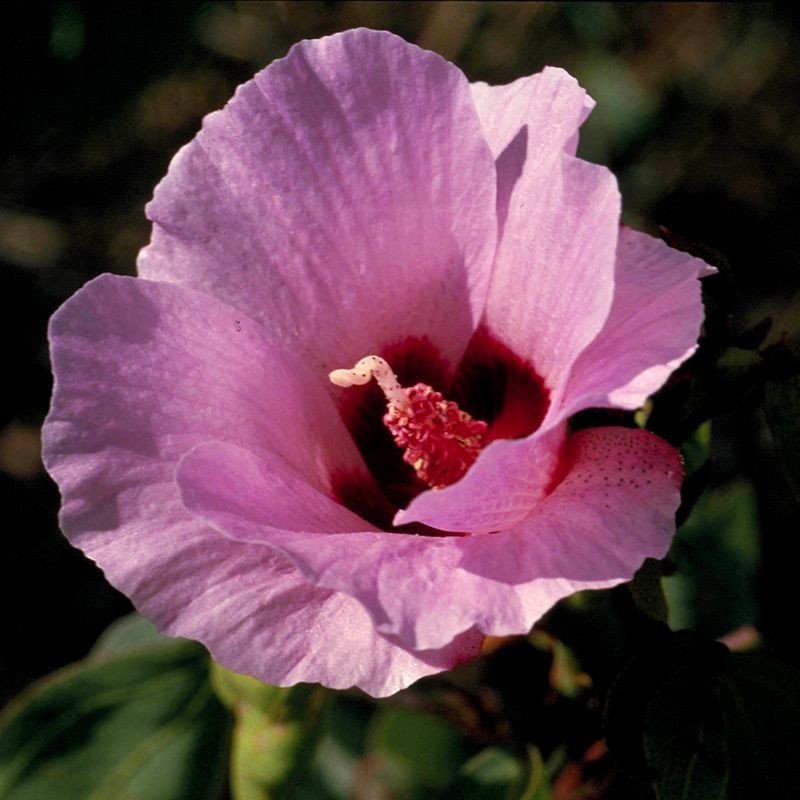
331;331;549;531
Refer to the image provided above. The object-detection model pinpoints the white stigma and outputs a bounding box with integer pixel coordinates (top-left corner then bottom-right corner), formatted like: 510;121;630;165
329;355;410;411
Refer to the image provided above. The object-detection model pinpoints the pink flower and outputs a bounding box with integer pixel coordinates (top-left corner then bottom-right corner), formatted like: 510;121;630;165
43;30;712;697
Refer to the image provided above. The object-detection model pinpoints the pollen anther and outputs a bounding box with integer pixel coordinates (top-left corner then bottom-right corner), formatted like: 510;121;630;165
330;354;487;489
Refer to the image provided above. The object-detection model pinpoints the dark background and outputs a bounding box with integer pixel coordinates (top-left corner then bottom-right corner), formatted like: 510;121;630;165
2;1;799;708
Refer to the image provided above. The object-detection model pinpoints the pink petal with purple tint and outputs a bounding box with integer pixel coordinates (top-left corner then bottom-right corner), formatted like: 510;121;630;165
470;67;594;159
470;67;594;233
484;153;620;410
394;424;567;533
177;428;681;651
138;29;497;375
42;275;481;695
43;31;714;696
559;226;715;416
43;274;362;486
391;95;620;533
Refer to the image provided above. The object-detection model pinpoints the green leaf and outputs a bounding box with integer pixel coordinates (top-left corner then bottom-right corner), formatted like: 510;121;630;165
0;640;230;800
664;481;759;636
458;747;522;795
680;421;711;478
231;697;326;800
300;698;372;800
719;652;800;800
452;746;551;800
764;373;800;501
209;660;286;712
90;613;169;658
526;632;591;699
369;707;468;790
210;664;330;800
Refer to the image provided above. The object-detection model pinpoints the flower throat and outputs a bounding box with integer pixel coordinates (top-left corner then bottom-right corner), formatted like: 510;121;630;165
330;356;487;489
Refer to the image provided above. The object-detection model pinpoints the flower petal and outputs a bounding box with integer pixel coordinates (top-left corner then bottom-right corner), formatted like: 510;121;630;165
393;424;566;533
471;67;594;159
454;426;682;642
148;545;483;698
138;29;497;373
471;67;594;233
43;273;362;487
177;428;681;651
469;63;621;429
394;152;619;533
485;151;620;412
42;273;477;695
178;441;374;536
558;227;714;416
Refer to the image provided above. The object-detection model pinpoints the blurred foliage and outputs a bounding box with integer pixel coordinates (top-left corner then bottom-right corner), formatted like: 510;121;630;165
3;2;800;799
665;480;759;637
603;630;728;794
212;665;330;800
719;651;800;800
764;369;800;501
0;615;231;800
